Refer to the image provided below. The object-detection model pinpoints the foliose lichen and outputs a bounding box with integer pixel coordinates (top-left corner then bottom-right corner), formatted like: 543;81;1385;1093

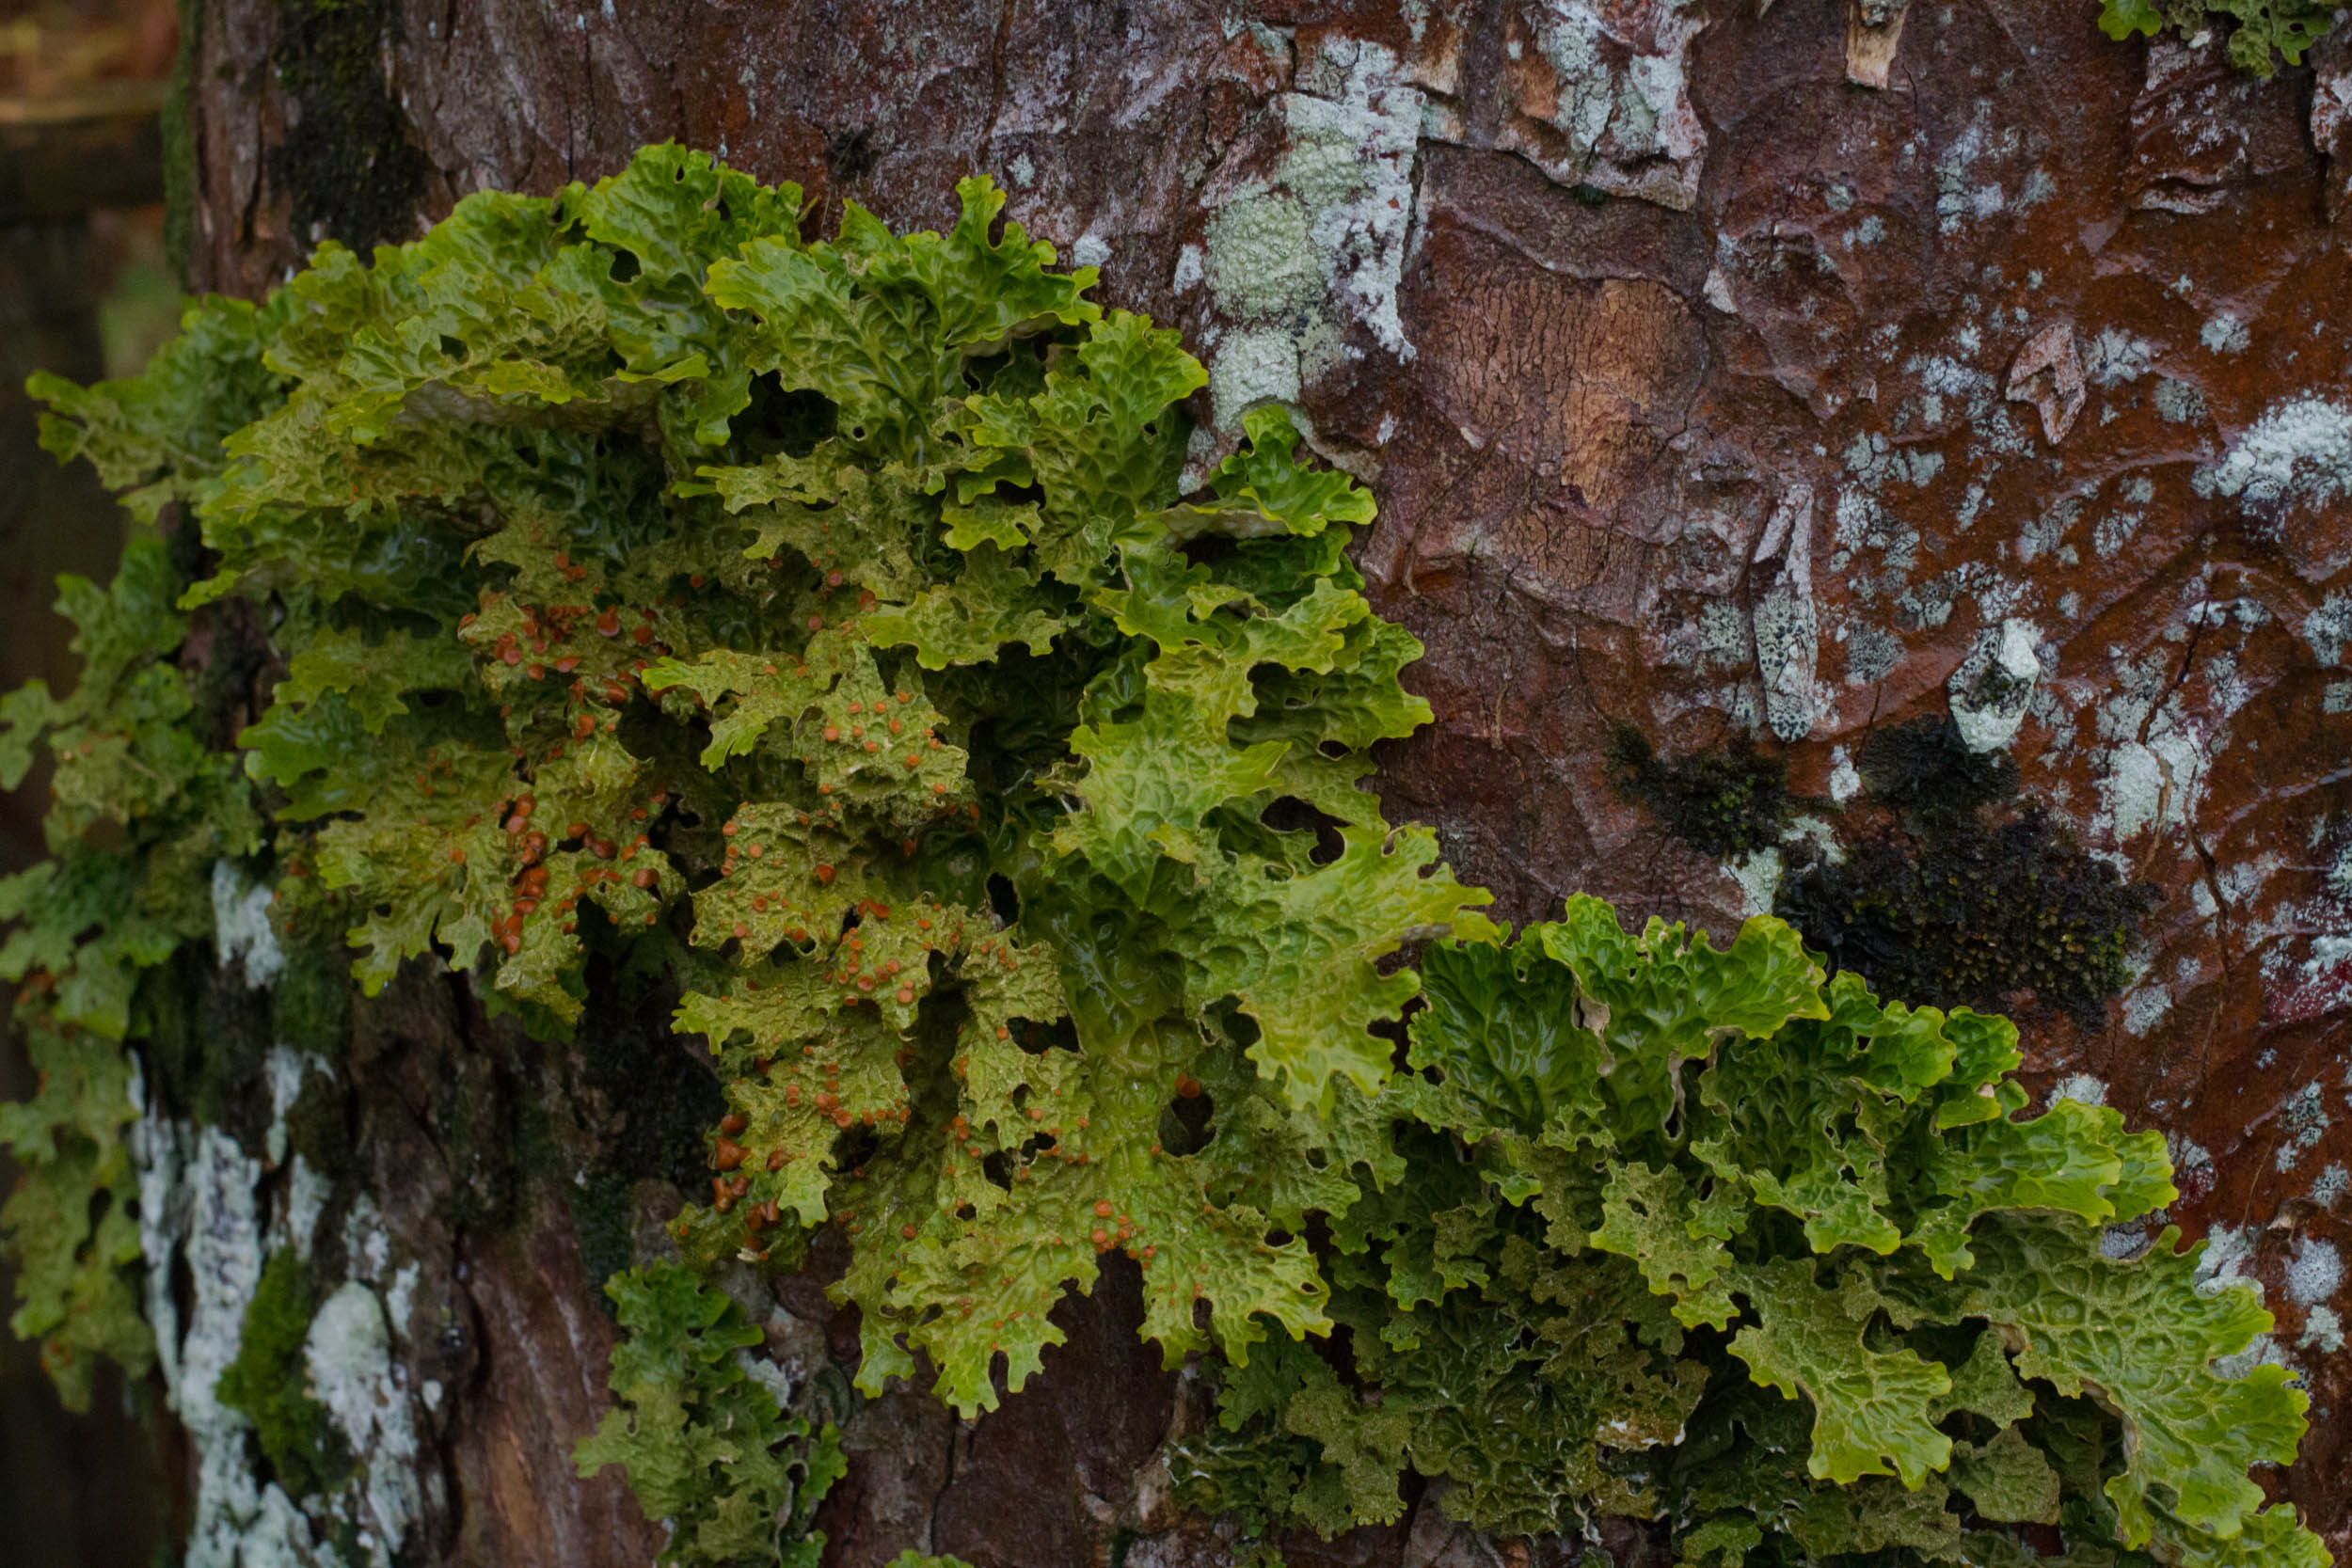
2;145;2324;1568
2098;0;2343;77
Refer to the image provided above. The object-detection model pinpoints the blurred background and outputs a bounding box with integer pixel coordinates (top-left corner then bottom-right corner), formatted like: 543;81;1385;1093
3;1;185;1560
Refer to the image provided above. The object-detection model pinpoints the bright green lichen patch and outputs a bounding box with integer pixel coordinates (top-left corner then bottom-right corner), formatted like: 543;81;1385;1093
2098;0;2341;76
577;1263;843;1566
1178;900;2324;1567
33;143;1484;1418
5;145;2324;1567
0;521;265;1409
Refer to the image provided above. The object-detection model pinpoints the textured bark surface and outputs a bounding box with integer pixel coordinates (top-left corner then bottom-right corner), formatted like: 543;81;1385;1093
168;2;2351;1562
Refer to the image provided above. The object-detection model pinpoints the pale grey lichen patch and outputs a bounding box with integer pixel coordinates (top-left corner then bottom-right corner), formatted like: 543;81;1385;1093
1531;4;1613;152
2211;1329;2294;1385
2285;1238;2344;1309
1948;618;2042;752
2200;312;2249;355
1205;325;1303;429
277;1157;330;1261
1843;431;1943;489
1933;110;2021;235
1729;847;1782;917
2122;983;2172;1037
1752;483;1819;741
1844;624;1903;686
1508;1;1707;210
136;1120;331;1567
2303;592;2352;667
1205;194;1318;321
1781;815;1844;865
2276;1083;2332;1173
2194;396;2352;509
1827;747;1861;803
2312;1164;2350;1208
2300;1306;2345;1354
2153;376;2207;425
2085;326;2158;387
2016;496;2080;565
1198;38;1422;434
263;1046;325;1167
2092;504;2144;560
2104;728;2205;845
213;860;285;989
2195;1224;2261;1303
306;1282;424;1568
2047;1073;2109;1111
1282;49;1421;360
342;1196;392;1289
735;1345;797;1411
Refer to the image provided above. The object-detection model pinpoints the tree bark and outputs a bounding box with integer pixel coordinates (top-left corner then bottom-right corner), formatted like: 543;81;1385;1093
152;2;2351;1562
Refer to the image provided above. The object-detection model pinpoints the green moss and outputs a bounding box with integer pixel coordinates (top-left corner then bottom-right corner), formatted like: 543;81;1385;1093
430;1052;519;1236
1606;723;1791;858
271;940;353;1064
215;1247;352;1499
268;0;427;251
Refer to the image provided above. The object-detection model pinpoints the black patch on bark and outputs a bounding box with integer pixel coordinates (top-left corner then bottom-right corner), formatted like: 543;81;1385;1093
268;0;427;252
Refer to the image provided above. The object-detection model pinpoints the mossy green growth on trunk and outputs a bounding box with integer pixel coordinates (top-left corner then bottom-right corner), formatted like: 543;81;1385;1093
4;145;2326;1568
215;1246;353;1499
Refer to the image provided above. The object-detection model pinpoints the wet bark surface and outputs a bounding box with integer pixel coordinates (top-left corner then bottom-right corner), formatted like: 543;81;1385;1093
168;2;2350;1561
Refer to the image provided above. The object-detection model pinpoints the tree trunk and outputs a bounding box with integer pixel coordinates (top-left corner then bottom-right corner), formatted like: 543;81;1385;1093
142;2;2350;1562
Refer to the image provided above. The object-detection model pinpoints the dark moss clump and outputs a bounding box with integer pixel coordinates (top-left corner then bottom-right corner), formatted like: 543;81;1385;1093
575;949;726;1195
1856;716;2018;824
431;1052;518;1235
560;945;725;1312
141;943;278;1156
1605;723;1789;859
215;1247;352;1499
268;0;427;252
1778;810;2155;1019
568;1171;637;1313
272;940;353;1063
